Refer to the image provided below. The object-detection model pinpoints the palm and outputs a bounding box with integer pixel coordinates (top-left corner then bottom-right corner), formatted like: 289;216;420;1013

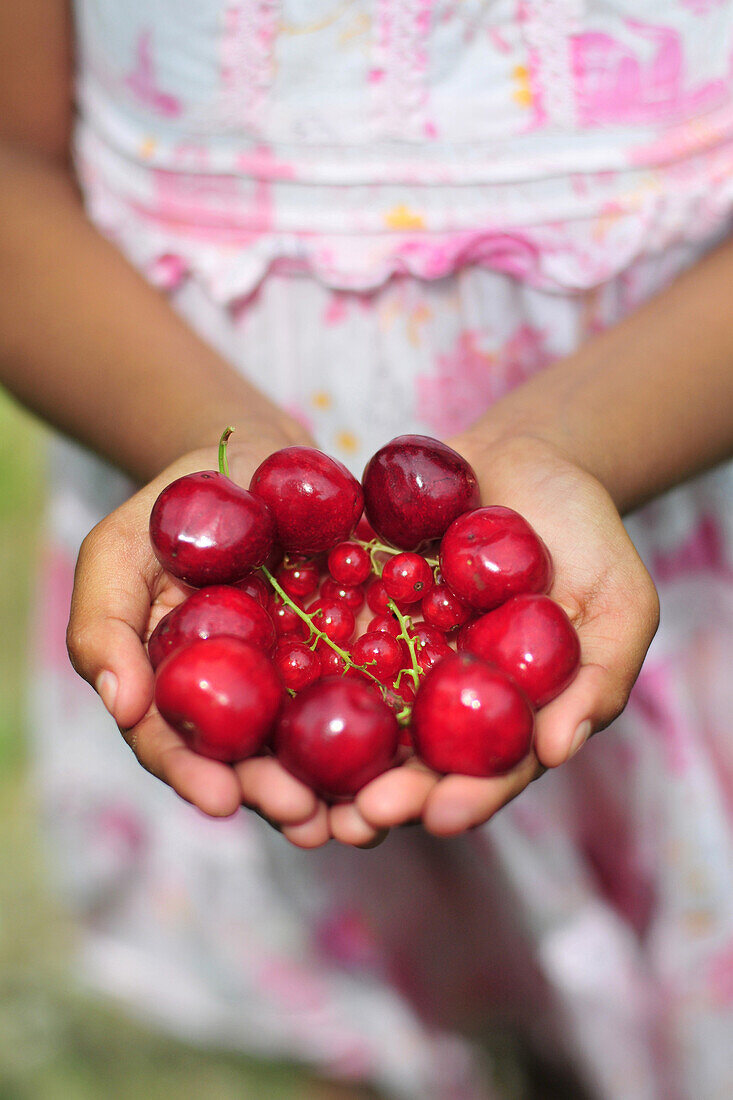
352;435;659;840
68;435;333;846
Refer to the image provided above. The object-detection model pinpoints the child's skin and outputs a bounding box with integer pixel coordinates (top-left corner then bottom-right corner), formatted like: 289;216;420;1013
3;1;733;848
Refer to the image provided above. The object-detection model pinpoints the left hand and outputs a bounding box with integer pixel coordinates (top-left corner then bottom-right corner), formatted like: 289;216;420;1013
332;432;659;842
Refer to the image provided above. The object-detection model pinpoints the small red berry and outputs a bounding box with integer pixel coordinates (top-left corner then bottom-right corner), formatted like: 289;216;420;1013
382;553;434;604
327;542;372;586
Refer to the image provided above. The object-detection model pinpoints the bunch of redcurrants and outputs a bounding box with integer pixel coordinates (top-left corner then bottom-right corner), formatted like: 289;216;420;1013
149;432;580;801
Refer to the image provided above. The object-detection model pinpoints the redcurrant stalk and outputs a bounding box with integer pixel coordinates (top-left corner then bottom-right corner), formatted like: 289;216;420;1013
387;599;422;693
353;536;438;578
262;566;385;692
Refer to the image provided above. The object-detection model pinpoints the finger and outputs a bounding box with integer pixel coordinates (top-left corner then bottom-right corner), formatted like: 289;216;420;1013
422;753;541;837
356;760;439;830
126;709;242;818
67;514;160;730
234;756;319;826
329;802;388;848
281;803;331;849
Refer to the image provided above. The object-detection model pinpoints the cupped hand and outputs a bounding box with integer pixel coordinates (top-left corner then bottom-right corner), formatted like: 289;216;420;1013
66;426;333;848
350;432;659;840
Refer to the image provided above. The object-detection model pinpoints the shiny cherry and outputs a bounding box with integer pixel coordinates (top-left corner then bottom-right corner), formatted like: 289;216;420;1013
460;594;580;708
250;446;363;554
150;471;275;587
411;652;534;777
362;435;480;551
148;586;276;670
440;506;552;612
155;637;284;762
274;677;399;800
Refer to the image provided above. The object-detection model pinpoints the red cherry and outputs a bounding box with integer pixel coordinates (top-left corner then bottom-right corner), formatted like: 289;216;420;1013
411;653;534;777
460;594;580;708
274;639;322;692
274;678;399;800
148;586;276;670
362;435;480;551
351;631;405;684
275;557;320;600
382;553;434;604
250;446;363;554
421;583;472;632
320;578;366;613
155;637;284;762
327;542;372;586
440;506;552;612
150;471;275;587
307;597;355;645
236;572;270;606
355;515;379;542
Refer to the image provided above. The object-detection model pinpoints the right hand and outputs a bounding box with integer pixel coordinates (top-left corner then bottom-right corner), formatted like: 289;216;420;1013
66;427;335;849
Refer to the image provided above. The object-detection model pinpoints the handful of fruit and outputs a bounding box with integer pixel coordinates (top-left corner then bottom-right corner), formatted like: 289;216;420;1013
148;431;580;802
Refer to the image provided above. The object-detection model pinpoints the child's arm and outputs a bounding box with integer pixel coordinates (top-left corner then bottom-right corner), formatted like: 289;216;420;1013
0;1;304;481
354;237;733;840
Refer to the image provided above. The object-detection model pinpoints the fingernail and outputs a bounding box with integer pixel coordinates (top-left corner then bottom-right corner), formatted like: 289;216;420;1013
96;671;118;717
567;719;592;760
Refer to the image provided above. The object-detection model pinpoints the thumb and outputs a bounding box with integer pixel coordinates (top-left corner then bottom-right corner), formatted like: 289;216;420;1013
66;512;158;730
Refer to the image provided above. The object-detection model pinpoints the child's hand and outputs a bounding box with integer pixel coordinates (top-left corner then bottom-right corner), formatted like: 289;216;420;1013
349;433;659;839
66;430;334;849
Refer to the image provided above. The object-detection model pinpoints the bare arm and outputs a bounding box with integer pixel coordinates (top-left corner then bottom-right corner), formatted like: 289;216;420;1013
0;1;304;483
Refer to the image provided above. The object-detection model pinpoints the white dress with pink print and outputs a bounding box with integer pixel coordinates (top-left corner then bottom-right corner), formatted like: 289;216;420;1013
34;3;733;1098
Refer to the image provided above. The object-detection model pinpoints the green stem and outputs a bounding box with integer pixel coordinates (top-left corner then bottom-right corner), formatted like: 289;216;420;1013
218;426;235;478
262;566;385;692
387;599;422;692
352;536;438;577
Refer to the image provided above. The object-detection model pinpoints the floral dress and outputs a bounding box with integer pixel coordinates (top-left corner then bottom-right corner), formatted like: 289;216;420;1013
33;3;733;1098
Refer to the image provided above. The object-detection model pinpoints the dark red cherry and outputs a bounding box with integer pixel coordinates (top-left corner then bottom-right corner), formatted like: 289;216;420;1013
155;637;283;762
361;435;480;551
250;446;363;554
411;652;534;777
235;572;271;606
274;677;399;800
148;586;276;670
460;594;580;708
150;471;275;587
440;506;552;612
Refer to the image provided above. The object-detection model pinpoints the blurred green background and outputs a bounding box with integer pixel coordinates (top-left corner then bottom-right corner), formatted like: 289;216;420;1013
0;393;379;1100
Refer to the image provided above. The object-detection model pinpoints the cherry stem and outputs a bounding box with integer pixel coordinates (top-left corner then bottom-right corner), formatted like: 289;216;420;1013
218;426;234;478
261;566;385;692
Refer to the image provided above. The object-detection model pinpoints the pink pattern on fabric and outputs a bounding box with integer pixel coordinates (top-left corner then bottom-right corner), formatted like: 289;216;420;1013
371;0;435;139
630;663;695;777
708;940;733;1005
416;323;549;435
124;31;182;117
221;2;278;134
570;21;727;127
652;514;733;582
